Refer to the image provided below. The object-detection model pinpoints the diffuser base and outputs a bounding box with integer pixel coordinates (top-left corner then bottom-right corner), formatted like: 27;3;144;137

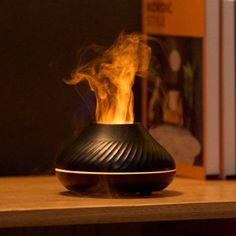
55;168;176;196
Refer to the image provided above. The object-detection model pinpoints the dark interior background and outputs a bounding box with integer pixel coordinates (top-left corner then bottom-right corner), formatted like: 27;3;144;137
0;0;141;176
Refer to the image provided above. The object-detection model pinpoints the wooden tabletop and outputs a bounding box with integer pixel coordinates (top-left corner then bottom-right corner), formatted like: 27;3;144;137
0;175;236;228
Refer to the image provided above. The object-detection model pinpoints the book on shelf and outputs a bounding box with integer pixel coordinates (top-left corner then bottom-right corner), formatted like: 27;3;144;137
221;0;236;178
142;0;220;179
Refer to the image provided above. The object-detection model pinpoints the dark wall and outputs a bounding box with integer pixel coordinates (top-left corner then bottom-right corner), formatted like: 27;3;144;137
0;0;141;176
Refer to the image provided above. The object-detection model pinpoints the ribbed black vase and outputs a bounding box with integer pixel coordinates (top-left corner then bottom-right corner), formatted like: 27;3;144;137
55;123;176;195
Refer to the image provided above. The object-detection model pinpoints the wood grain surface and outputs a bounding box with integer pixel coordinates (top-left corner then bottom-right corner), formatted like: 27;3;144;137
0;175;236;228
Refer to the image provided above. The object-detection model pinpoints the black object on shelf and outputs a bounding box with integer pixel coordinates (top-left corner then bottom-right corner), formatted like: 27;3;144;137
55;123;176;195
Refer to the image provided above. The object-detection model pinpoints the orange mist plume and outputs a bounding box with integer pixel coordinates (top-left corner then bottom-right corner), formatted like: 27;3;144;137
66;33;151;124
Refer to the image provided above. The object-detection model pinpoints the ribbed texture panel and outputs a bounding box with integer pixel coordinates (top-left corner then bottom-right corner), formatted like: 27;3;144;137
56;123;175;172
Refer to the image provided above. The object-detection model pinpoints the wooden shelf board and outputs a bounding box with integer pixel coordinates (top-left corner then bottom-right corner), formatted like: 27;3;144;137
0;175;236;228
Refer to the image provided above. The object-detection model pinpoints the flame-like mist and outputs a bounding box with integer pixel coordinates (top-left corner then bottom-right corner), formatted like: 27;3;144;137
66;33;151;124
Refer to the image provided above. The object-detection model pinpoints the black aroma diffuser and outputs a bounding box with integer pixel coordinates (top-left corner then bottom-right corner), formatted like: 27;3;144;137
55;123;176;195
55;33;176;195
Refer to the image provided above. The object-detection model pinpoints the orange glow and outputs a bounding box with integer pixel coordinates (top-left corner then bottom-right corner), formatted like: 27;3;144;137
66;33;151;124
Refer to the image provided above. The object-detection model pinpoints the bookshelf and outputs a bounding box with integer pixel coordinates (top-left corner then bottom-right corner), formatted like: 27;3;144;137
0;175;236;229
